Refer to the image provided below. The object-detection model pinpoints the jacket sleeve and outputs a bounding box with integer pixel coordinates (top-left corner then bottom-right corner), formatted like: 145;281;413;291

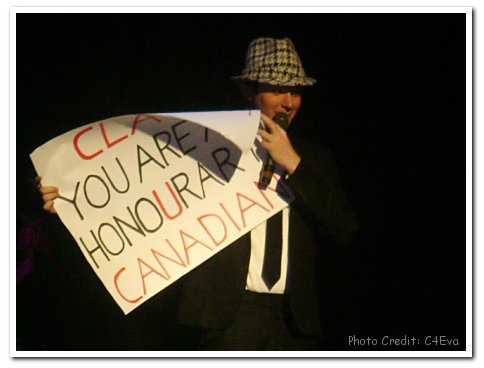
285;145;357;245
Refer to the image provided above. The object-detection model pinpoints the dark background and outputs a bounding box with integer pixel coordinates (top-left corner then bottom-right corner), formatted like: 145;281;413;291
16;13;466;351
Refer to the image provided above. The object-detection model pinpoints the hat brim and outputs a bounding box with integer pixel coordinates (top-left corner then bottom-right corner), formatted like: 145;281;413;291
231;75;316;87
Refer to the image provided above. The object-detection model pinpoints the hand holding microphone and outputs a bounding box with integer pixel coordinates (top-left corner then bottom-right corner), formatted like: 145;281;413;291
258;112;301;187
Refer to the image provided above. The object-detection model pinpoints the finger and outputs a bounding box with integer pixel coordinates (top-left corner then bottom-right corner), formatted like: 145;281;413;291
260;140;271;151
47;202;57;214
257;129;272;141
44;200;58;214
262;115;285;135
40;186;59;195
260;114;277;131
43;201;56;213
42;192;60;201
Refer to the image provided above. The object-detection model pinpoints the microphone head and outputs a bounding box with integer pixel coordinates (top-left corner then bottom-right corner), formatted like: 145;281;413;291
273;112;289;130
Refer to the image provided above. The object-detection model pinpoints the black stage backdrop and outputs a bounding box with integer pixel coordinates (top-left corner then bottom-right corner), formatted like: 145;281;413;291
15;13;466;351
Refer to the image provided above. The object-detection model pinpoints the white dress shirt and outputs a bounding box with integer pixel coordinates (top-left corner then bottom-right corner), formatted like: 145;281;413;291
246;206;290;294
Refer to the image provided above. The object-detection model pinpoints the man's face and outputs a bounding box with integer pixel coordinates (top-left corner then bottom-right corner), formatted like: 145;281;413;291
254;84;302;125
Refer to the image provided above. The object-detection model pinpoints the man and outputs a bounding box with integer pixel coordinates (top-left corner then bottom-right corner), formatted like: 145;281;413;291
38;37;357;350
174;37;357;350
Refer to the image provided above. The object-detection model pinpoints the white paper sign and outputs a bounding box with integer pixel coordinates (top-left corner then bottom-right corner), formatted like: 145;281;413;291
30;111;294;314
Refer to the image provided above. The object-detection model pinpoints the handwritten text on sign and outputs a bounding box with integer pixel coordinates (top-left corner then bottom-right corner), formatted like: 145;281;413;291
30;111;294;314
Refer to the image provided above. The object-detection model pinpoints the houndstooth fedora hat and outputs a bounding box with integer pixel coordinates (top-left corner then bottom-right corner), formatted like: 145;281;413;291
232;37;316;87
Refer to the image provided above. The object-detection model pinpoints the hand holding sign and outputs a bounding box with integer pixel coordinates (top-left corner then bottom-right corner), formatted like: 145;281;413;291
36;176;59;214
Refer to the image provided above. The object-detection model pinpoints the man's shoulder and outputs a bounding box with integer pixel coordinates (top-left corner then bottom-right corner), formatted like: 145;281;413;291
292;137;333;163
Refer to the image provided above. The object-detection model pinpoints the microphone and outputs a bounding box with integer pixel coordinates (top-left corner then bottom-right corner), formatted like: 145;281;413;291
259;112;289;188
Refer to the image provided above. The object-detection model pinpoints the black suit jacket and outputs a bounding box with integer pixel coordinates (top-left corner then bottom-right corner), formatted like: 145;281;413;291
176;141;357;338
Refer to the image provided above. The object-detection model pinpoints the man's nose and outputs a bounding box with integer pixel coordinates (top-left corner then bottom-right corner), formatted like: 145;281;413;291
282;92;293;109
